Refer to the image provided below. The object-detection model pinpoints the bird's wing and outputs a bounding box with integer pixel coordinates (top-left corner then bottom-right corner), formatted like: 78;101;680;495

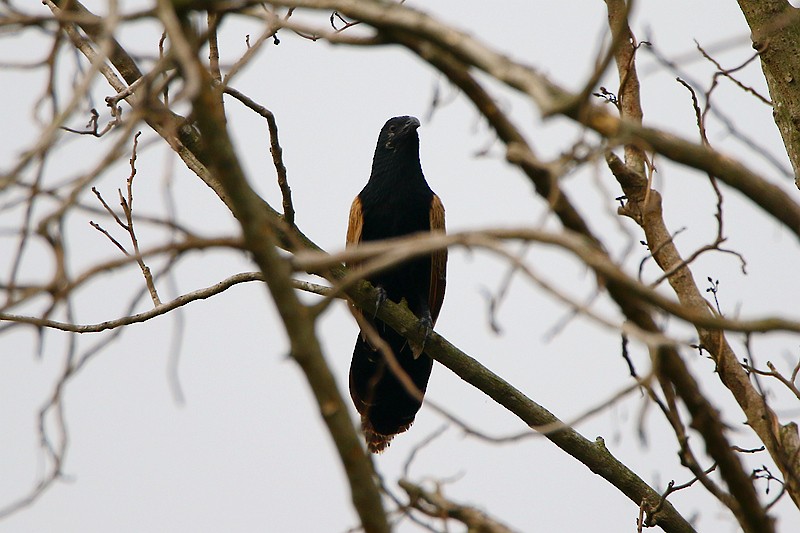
346;195;368;330
429;194;447;325
346;195;364;252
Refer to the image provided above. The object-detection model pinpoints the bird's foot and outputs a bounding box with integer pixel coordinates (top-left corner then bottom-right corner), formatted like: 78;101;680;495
411;311;434;360
373;287;388;318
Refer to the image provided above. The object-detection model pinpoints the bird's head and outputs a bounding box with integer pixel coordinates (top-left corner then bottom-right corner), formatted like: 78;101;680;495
377;115;421;153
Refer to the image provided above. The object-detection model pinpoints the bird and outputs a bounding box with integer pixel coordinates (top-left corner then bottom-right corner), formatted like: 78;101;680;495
345;115;447;453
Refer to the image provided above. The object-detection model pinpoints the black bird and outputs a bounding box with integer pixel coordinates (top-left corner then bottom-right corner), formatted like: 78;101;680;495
346;116;447;453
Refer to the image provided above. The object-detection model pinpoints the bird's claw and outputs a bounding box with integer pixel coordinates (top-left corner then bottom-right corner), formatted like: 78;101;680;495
373;287;388;318
419;313;433;341
411;312;434;360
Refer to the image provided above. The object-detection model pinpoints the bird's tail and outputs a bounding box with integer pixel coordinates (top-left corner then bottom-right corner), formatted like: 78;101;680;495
349;325;433;453
360;417;409;454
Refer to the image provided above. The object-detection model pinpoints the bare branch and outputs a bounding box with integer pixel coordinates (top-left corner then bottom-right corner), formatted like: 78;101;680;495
746;359;800;402
0;272;266;333
268;0;800;238
223;87;295;225
399;479;518;533
1;237;241;315
88;220;129;255
122;132;161;305
296;228;800;336
189;60;389;532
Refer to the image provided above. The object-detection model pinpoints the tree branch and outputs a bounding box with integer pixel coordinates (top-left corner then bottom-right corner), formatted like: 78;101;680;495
736;1;800;186
603;3;778;528
399;479;518;533
266;0;800;240
186;35;389;531
1;272;266;333
350;289;696;533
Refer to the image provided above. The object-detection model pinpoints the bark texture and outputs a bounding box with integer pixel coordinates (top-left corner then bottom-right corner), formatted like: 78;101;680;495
737;1;800;185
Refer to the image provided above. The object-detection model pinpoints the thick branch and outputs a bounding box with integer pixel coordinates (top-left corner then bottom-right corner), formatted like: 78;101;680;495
266;0;800;240
289;2;774;528
46;1;793;529
608;157;800;515
736;1;800;186
604;3;780;528
383;32;768;533
187;48;389;533
605;0;646;176
297;228;800;336
51;0;320;256
343;283;695;533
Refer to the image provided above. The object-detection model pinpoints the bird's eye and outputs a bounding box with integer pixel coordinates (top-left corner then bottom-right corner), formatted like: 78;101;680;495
388;125;396;134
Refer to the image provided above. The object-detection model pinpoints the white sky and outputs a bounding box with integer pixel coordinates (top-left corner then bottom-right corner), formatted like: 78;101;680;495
2;1;800;532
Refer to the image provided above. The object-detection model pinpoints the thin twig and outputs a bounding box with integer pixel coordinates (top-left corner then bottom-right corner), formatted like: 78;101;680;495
121;132;161;305
223;86;294;225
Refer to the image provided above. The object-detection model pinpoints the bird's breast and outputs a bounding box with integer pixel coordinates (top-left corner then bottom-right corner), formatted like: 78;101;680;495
360;191;433;241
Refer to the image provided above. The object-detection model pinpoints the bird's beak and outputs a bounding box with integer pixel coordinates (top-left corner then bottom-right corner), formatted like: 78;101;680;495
400;116;421;135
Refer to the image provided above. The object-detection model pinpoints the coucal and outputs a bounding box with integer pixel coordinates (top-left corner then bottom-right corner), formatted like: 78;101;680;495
346;116;447;453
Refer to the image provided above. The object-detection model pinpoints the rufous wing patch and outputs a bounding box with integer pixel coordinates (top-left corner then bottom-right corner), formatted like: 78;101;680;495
346;195;370;341
428;194;447;325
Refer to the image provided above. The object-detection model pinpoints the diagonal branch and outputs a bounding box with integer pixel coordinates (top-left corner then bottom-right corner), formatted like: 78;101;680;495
264;2;776;529
187;43;389;532
43;2;789;530
603;2;779;529
346;284;696;533
267;0;800;240
223;87;295;225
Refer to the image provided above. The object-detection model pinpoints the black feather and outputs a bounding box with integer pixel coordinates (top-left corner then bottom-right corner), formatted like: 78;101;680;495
347;116;446;453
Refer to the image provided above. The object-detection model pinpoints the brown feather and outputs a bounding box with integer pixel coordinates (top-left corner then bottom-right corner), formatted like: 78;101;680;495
345;196;364;251
428;194;447;326
345;196;366;330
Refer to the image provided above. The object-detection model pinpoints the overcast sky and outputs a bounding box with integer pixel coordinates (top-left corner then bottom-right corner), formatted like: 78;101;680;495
2;1;800;532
